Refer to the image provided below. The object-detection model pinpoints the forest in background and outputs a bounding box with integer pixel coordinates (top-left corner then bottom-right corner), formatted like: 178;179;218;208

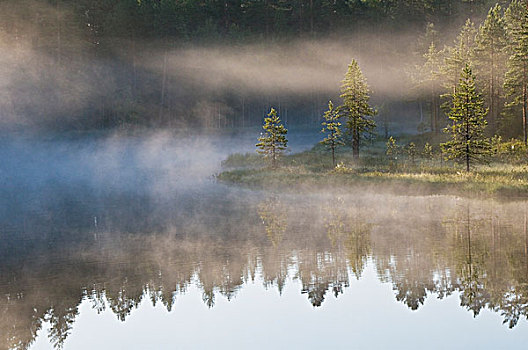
0;0;518;132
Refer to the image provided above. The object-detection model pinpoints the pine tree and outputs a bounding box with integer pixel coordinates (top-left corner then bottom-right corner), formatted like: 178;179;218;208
474;4;507;133
441;64;491;172
406;142;417;165
339;59;376;159
422;142;434;160
320;100;344;168
386;136;399;161
415;22;439;56
503;0;528;143
421;42;443;134
441;19;477;98
256;107;288;168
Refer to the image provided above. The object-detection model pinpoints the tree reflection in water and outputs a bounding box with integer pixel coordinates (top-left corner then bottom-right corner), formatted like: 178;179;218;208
2;192;528;349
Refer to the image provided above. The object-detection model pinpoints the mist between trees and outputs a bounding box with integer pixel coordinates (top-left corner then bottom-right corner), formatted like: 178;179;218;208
0;0;519;133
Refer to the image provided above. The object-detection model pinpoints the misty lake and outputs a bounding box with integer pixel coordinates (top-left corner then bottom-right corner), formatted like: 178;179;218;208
1;130;528;350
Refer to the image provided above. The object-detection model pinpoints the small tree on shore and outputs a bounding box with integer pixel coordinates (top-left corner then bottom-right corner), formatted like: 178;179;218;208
386;136;399;161
339;59;377;158
406;142;417;165
441;64;491;171
256;108;288;168
422;142;434;160
321;100;344;167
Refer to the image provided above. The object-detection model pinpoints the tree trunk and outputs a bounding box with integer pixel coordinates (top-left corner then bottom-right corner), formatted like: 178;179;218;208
132;38;137;100
299;0;303;35
309;0;314;37
56;0;61;66
159;50;168;125
490;41;495;132
466;93;470;172
523;63;527;145
431;83;436;133
466;120;470;172
353;127;360;159
272;144;276;168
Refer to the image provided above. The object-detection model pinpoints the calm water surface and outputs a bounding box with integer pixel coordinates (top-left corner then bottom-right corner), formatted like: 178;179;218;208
1;131;528;349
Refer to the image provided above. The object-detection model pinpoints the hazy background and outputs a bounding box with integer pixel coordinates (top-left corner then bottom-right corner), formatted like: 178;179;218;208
0;0;500;132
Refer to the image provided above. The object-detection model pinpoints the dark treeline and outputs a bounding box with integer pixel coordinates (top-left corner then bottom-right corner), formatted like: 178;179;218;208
0;0;511;131
1;0;496;42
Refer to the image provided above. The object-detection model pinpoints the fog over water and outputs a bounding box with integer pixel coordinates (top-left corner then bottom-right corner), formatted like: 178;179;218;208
1;131;528;349
1;2;528;348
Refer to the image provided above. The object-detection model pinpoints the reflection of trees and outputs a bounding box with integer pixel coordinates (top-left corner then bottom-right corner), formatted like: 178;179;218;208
5;195;528;348
47;306;78;349
258;197;287;247
298;250;349;307
457;206;489;317
345;221;371;280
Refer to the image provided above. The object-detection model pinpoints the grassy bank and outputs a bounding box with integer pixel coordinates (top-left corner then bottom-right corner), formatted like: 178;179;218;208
217;138;528;198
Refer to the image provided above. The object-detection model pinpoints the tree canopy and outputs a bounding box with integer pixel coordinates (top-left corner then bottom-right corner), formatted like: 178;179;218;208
339;59;376;159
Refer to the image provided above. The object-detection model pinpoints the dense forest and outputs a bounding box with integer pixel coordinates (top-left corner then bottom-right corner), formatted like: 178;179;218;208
0;0;521;132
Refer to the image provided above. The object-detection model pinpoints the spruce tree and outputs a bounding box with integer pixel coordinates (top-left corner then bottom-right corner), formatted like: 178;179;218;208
320;100;344;168
441;64;491;172
474;4;507;133
256;108;288;168
503;0;528;143
339;59;376;159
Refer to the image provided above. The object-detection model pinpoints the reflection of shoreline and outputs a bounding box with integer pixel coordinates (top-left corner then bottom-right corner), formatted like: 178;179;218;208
1;194;528;349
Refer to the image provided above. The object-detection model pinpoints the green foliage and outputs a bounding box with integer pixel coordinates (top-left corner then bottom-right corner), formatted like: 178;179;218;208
256;107;288;168
320;100;344;167
221;152;262;168
339;59;376;159
386;136;399;161
422;142;434;160
441;64;491;171
421;42;443;133
332;162;355;174
441;19;477;102
490;134;503;155
473;4;507;132
491;136;528;164
406;142;417;165
503;0;528;142
220;132;528;197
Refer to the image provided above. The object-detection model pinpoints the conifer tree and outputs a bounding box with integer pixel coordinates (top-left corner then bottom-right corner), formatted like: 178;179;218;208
256;107;288;168
415;22;439;56
406;142;417;165
474;4;507;133
421;42;443;133
386;136;399;161
410;23;442;134
320;100;344;167
339;59;376;159
441;19;477;97
503;0;528;143
441;64;491;172
422;142;434;160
